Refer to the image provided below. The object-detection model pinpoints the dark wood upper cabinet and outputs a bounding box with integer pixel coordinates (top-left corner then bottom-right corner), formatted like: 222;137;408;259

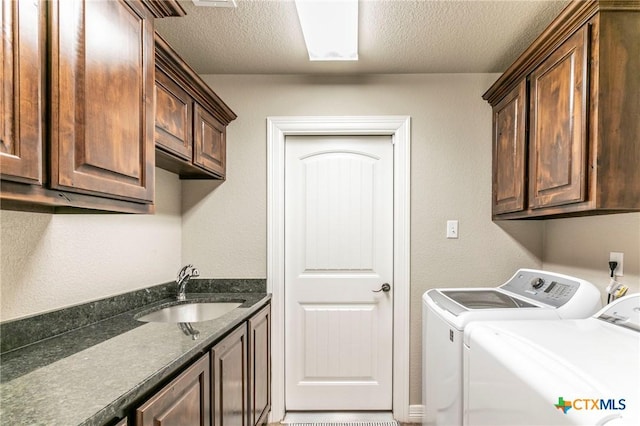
529;26;588;210
194;105;226;177
50;0;155;203
1;0;184;213
136;354;210;426
484;0;640;219
0;0;184;213
248;304;271;426
155;68;193;161
593;9;640;209
0;0;45;185
492;80;527;215
211;324;249;426
154;33;236;180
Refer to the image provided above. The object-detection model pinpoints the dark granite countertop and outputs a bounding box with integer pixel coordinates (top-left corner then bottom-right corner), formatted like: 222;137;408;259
0;285;270;426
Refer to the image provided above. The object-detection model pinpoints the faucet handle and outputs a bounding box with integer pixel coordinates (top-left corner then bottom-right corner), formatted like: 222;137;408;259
176;264;198;301
177;264;193;281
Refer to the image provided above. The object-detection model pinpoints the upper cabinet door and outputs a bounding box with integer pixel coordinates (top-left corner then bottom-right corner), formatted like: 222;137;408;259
492;80;527;216
0;0;44;185
155;68;193;160
194;104;226;177
529;26;588;210
49;0;154;203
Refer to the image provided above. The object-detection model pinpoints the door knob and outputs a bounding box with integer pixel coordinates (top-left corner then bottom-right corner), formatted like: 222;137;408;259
373;283;391;293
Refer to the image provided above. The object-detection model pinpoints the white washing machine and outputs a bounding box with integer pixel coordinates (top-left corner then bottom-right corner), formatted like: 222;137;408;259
422;269;602;426
463;294;640;425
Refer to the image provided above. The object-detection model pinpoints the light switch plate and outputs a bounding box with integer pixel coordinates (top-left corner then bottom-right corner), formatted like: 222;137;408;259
447;220;459;239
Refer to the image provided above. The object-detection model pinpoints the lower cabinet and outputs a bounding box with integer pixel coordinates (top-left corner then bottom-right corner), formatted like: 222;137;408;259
134;303;270;426
248;305;271;426
136;355;210;426
211;324;249;426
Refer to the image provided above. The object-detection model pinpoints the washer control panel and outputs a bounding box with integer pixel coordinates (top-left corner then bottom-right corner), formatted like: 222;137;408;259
597;294;640;332
500;269;581;307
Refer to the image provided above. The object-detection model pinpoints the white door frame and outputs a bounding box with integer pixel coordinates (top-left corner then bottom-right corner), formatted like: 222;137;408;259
267;116;411;423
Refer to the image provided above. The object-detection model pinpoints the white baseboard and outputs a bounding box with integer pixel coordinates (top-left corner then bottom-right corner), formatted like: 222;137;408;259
270;406;424;424
283;412;396;423
407;405;424;423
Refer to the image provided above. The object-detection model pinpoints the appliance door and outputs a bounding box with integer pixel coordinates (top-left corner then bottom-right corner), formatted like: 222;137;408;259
440;289;538;310
463;322;637;426
424;297;464;426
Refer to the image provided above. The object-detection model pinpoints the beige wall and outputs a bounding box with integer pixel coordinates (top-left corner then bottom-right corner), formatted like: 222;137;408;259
184;74;545;405
2;73;636;407
0;168;182;321
542;213;640;303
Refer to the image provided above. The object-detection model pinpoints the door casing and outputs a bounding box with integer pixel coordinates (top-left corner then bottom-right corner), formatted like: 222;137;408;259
267;116;411;422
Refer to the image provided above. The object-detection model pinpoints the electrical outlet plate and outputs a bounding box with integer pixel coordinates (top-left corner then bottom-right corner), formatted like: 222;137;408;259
610;252;624;276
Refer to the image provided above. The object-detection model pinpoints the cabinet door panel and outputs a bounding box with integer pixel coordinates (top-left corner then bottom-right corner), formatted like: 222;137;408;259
212;324;248;426
50;0;154;202
136;355;210;426
529;26;588;209
595;12;640;209
194;104;225;177
248;305;271;426
492;81;526;215
155;68;193;160
0;0;44;184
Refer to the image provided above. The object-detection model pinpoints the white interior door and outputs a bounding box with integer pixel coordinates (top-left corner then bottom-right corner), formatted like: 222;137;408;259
284;135;394;410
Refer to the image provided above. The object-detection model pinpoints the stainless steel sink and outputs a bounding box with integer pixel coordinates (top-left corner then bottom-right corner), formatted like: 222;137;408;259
136;302;242;323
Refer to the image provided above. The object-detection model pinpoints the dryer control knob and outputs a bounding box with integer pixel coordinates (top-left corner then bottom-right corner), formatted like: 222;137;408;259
531;277;545;289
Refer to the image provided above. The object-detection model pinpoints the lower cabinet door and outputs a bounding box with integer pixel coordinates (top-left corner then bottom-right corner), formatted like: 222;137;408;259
248;305;271;426
211;324;248;426
136;355;210;426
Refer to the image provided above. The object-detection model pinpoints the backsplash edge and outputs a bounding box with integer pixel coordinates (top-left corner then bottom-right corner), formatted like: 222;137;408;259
0;278;267;353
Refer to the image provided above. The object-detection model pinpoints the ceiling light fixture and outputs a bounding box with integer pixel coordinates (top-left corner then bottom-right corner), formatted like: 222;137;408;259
294;0;359;61
192;0;237;8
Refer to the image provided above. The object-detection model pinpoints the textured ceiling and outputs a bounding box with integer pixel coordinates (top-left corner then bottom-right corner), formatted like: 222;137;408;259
155;0;571;74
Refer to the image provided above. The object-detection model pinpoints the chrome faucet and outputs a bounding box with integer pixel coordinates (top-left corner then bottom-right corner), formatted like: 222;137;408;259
176;264;200;301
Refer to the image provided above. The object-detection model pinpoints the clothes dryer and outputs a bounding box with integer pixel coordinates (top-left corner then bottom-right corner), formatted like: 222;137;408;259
463;294;640;425
422;269;602;426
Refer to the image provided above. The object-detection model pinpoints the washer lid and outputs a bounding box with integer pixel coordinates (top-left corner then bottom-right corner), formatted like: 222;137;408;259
440;289;538;310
